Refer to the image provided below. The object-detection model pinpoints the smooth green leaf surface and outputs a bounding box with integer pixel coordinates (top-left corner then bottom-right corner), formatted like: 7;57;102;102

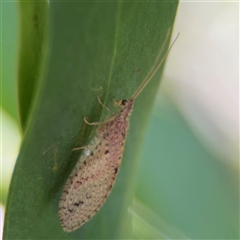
1;2;19;121
18;1;49;133
4;1;178;239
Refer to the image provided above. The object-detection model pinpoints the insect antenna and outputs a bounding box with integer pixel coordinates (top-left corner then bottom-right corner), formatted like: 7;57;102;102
131;31;180;100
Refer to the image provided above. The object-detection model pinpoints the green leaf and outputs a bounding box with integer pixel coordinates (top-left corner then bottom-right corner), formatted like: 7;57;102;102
1;2;19;121
3;1;178;239
17;1;49;133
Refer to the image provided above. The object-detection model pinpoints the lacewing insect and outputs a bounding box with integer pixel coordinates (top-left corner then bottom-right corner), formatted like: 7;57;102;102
58;30;179;232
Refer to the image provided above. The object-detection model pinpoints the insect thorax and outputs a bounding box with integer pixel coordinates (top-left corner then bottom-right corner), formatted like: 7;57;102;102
96;100;134;143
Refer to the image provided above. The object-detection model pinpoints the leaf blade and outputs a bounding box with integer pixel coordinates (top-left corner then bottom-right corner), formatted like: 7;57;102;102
4;2;178;239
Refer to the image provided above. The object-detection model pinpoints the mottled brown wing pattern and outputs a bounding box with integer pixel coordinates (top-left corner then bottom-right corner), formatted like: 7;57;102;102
59;135;124;232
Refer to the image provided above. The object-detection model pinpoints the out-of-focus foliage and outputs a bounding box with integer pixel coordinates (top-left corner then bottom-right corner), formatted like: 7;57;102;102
3;1;178;239
2;1;239;239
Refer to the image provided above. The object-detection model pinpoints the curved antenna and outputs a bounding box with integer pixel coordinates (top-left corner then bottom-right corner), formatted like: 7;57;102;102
131;32;180;100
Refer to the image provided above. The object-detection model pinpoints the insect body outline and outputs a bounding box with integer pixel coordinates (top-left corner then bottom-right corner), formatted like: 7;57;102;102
58;30;179;232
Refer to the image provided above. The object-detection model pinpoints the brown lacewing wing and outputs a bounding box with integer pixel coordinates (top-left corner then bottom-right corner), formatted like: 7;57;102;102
58;31;179;232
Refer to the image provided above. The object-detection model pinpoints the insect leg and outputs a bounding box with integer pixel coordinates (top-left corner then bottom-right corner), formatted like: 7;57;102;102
84;115;115;126
71;146;87;151
97;96;115;114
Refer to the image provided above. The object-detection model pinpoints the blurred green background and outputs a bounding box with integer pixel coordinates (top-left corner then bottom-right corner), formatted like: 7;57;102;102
1;1;239;239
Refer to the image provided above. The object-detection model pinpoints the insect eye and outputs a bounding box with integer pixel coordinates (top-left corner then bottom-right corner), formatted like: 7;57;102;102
121;99;128;106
